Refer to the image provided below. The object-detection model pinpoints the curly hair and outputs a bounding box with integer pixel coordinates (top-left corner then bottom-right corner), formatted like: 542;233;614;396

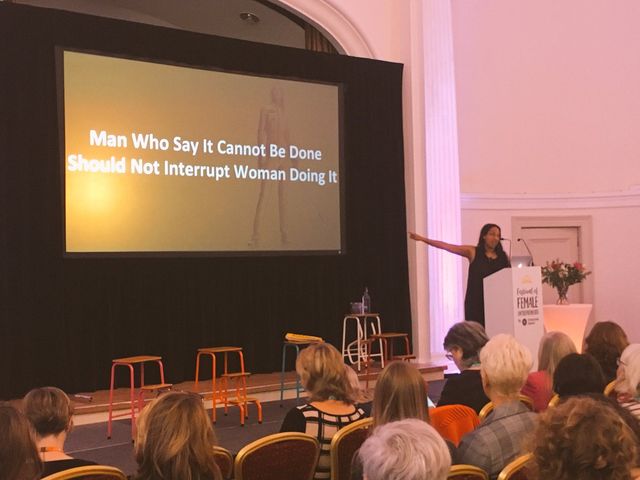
296;342;355;403
530;396;637;480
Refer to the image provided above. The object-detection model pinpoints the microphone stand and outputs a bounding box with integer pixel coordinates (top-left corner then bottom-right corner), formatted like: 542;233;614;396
517;238;535;266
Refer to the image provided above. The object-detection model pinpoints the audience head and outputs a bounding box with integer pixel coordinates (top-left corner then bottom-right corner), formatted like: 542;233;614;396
537;331;576;377
344;365;372;404
584;321;629;382
372;361;429;427
443;321;489;370
0;404;42;480
615;343;640;397
530;396;636;480
23;387;73;438
296;342;354;403
359;419;451;480
553;353;606;398
134;391;221;480
479;334;532;398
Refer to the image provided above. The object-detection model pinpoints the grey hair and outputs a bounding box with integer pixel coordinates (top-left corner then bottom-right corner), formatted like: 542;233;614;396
443;321;489;369
359;419;451;480
616;344;640;396
480;334;532;396
537;331;576;378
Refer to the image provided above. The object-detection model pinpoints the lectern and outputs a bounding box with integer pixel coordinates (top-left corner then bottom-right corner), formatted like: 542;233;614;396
483;267;545;368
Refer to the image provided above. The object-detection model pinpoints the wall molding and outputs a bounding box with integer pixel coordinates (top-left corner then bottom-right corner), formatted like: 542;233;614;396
461;187;640;210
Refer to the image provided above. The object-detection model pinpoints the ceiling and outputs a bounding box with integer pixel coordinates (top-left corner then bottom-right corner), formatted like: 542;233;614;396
15;0;307;48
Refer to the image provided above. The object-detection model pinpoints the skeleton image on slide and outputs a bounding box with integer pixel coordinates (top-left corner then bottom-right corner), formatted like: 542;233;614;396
248;86;295;247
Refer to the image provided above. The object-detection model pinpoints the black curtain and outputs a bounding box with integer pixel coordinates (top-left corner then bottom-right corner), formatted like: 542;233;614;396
0;4;410;399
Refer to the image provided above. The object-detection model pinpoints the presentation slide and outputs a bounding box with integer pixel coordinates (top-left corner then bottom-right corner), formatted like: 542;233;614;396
60;50;343;254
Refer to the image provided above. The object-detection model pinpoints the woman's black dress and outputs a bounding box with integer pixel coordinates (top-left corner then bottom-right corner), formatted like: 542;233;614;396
464;246;510;326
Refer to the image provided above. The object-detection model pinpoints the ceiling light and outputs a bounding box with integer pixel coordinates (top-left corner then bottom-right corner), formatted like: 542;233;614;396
240;12;260;24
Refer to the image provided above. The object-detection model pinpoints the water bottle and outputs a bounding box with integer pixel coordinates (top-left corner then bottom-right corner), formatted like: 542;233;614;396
362;287;371;314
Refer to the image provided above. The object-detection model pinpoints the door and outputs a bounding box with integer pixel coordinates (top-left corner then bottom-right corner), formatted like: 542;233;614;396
518;227;582;304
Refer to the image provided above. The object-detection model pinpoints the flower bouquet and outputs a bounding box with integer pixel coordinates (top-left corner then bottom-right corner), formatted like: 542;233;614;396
541;259;591;304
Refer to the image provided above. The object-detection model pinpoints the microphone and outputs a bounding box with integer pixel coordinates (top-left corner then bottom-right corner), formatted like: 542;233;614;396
517;238;535;266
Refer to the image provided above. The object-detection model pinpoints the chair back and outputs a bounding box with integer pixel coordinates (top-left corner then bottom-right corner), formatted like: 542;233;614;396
547;393;560;408
604;380;617;398
330;417;373;480
448;464;490;480
479;395;534;421
234;432;320;480
41;465;127;480
430;405;480;446
213;445;234;479
497;453;534;480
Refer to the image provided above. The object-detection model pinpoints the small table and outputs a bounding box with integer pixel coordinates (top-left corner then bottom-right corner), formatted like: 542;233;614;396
542;304;593;352
341;313;384;371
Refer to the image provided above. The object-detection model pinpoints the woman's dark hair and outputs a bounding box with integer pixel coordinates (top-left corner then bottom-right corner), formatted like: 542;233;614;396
584;321;629;383
553;353;606;398
443;321;489;369
476;223;507;256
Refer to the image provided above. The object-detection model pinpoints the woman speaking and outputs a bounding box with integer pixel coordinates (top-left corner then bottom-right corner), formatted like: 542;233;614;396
409;223;510;327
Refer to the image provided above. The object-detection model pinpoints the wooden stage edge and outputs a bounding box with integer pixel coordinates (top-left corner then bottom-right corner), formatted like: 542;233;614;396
70;362;447;421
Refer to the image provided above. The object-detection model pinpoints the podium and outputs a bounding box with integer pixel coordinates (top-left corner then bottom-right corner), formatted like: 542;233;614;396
483;267;545;369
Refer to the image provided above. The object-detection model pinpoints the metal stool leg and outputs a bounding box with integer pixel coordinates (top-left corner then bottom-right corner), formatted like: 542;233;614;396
280;343;288;406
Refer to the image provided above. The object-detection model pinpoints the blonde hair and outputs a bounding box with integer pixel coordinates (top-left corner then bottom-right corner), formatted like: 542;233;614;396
480;334;532;396
538;332;576;378
296;343;355;403
23;387;73;437
134;392;222;480
0;404;42;480
372;361;429;427
616;344;640;396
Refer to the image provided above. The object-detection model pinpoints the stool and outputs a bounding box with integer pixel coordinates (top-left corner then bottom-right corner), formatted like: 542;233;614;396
341;313;384;371
194;346;245;423
221;372;263;426
370;332;414;363
279;341;319;406
107;355;171;439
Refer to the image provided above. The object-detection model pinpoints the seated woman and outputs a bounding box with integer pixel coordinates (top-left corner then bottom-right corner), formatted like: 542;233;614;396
584;321;629;384
553;353;606;399
359;419;451;480
0;404;42;480
614;344;640;420
23;387;96;477
530;396;637;480
280;342;366;480
133;391;222;480
522;331;576;412
438;321;490;413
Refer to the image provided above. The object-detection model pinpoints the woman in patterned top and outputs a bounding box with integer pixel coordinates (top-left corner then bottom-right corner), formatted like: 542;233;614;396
280;342;367;480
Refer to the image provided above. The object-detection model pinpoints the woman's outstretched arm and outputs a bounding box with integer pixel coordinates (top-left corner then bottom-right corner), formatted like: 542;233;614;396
409;232;475;261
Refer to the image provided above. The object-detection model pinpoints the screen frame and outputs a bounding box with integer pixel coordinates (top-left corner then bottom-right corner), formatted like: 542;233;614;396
55;45;347;258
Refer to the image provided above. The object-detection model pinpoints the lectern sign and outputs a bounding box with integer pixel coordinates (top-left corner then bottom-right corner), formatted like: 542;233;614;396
484;267;545;369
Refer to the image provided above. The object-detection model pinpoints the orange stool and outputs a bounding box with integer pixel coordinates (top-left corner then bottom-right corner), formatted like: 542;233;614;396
222;372;263;426
107;355;171;439
194;346;245;423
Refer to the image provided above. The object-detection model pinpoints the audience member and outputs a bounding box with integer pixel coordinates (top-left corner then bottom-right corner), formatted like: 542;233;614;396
280;342;366;480
0;404;42;480
615;343;640;420
438;321;490;413
345;364;373;416
553;353;606;399
372;361;429;427
584;321;629;383
529;396;637;480
133;391;222;480
522;331;576;411
23;387;97;477
358;419;451;480
455;334;536;480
